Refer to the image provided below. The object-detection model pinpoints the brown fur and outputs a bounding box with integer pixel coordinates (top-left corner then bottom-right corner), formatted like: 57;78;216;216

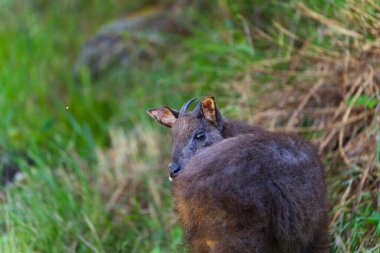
173;132;329;253
148;97;329;253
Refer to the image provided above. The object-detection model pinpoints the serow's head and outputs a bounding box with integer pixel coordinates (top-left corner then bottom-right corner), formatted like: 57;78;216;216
147;96;224;180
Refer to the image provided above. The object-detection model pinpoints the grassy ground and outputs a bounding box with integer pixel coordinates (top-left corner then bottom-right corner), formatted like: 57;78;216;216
0;0;379;252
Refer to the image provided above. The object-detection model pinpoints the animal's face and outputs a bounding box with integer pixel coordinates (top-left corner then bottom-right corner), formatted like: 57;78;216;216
170;113;223;177
147;96;224;180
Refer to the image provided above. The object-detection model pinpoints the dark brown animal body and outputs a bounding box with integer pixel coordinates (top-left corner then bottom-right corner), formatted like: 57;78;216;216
148;97;329;253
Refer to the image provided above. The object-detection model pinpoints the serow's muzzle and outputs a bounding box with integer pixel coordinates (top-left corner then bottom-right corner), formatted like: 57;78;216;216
168;162;181;181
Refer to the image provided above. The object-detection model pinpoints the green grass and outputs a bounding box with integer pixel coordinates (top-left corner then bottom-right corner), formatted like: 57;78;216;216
0;0;379;252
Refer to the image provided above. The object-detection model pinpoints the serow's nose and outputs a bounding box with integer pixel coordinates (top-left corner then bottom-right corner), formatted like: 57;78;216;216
168;162;181;181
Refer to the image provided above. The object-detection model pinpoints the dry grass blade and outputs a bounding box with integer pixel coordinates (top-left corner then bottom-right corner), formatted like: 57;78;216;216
274;111;373;133
296;3;363;39
105;180;129;211
273;21;300;41
285;78;324;130
366;0;380;12
351;155;377;212
330;179;353;227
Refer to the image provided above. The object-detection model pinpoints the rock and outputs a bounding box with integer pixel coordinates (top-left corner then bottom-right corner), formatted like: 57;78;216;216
74;4;190;79
0;152;32;187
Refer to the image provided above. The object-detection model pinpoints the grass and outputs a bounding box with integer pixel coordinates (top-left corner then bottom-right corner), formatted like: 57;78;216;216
0;0;379;252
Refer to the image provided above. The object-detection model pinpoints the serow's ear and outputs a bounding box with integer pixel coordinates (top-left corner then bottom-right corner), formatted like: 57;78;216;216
147;106;178;128
201;96;224;131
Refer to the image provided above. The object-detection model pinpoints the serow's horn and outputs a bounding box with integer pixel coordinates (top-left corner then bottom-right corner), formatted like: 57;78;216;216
179;98;196;116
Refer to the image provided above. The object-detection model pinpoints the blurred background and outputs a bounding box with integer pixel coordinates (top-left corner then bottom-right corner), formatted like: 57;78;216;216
0;0;379;252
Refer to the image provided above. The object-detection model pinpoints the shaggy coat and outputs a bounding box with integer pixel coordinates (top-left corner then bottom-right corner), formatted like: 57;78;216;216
148;96;329;253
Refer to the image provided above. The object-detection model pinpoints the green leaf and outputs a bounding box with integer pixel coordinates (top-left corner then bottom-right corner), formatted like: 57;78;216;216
363;212;380;225
345;95;378;109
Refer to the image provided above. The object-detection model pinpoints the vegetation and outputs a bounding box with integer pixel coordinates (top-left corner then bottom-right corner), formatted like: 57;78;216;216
0;0;378;252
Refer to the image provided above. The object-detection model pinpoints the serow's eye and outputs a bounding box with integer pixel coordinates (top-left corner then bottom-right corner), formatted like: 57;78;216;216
194;132;206;141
